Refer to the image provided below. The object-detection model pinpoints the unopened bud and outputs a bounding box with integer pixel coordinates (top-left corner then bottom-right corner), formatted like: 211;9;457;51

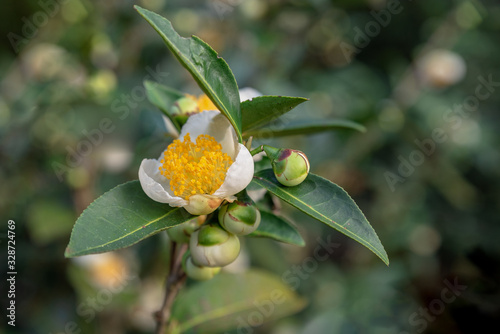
183;255;220;281
171;96;198;125
264;146;310;187
218;193;261;235
184;195;223;216
190;224;240;267
167;217;203;243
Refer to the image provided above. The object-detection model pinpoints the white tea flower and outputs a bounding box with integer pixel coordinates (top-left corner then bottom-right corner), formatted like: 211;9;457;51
139;110;254;215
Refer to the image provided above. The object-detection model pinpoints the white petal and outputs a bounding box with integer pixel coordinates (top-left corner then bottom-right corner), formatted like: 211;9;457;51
239;87;262;102
252;151;265;162
179;110;215;140
180;110;238;159
162;116;179;138
212;144;254;199
138;159;187;206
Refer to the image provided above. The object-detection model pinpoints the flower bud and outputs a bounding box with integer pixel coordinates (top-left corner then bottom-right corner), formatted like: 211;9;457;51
264;146;310;187
218;195;261;236
190;224;240;267
184;194;223;216
182;255;220;281
171;96;198;126
166;217;203;243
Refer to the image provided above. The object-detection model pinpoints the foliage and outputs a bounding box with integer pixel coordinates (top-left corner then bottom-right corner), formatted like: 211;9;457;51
1;0;499;333
60;7;387;331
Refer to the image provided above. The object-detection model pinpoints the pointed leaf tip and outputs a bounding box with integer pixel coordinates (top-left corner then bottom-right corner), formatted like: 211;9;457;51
135;6;242;141
252;170;389;265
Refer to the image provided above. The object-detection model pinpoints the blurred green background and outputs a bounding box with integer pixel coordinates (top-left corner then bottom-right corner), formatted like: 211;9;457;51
1;0;500;333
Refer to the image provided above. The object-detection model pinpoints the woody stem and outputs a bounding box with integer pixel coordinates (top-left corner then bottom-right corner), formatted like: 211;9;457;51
154;242;188;334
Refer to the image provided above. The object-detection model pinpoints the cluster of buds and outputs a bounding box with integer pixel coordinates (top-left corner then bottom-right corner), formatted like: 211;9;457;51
165;138;309;281
170;192;261;281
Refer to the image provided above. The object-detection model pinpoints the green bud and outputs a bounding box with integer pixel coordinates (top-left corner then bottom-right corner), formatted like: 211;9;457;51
264;146;310;187
171;96;198;115
218;195;261;236
183;255;220;281
190;224;240;267
166;218;200;243
171;96;198;126
184;194;223;216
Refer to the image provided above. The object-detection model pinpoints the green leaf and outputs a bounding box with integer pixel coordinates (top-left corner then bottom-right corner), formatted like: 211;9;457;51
245;118;366;138
172;270;306;333
135;6;242;142
249;211;305;247
252;170;389;265
65;181;194;257
241;95;308;133
144;80;184;131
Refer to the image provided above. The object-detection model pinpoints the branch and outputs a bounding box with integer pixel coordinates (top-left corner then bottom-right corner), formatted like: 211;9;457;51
154;243;188;334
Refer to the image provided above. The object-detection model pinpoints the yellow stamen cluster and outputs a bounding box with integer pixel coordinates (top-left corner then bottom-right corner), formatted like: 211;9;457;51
159;133;233;200
186;94;218;113
197;94;218;112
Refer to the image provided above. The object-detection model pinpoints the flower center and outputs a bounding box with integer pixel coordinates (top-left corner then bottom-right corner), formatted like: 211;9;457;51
196;94;218;112
186;94;218;113
159;133;233;200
